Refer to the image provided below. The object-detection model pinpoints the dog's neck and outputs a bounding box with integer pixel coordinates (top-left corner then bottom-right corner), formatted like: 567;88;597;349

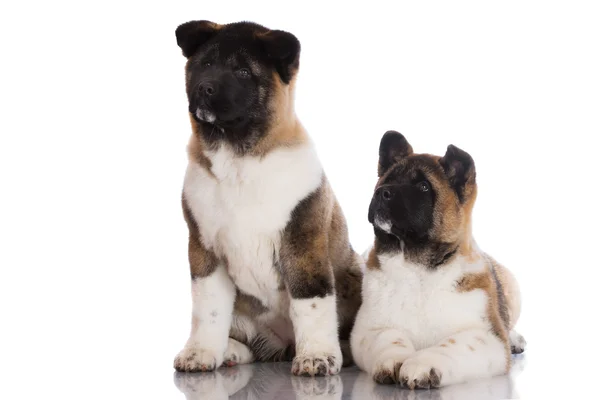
372;222;477;269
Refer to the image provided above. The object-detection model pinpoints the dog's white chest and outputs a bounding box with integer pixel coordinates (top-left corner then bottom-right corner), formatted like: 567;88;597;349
362;254;488;349
183;143;323;308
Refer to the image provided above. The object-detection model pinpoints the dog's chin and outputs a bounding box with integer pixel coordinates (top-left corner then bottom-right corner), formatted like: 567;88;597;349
373;216;427;242
195;108;247;128
194;108;216;124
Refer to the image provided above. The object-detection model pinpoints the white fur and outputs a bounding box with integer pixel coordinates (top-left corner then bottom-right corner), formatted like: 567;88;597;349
223;338;255;365
195;108;216;123
351;252;507;387
175;265;236;370
509;330;526;353
180;140;325;365
184;141;322;311
374;217;392;234
289;295;342;374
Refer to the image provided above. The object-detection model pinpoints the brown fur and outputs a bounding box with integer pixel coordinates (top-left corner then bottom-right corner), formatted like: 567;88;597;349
366;242;382;270
279;176;363;340
182;195;218;278
249;74;306;156
456;265;511;371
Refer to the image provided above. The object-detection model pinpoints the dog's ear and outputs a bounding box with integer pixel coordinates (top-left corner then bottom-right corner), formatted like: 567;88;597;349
258;30;300;84
439;144;476;202
378;131;413;177
176;20;221;58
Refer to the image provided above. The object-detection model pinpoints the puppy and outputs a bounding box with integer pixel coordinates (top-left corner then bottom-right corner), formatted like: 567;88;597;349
172;20;363;376
351;131;525;388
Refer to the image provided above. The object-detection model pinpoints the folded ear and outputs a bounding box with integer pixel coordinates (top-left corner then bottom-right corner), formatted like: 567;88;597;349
257;30;300;84
378;131;413;177
439;144;476;202
175;20;221;58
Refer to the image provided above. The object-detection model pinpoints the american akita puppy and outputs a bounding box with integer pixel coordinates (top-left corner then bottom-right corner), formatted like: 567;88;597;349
173;20;363;376
351;131;526;388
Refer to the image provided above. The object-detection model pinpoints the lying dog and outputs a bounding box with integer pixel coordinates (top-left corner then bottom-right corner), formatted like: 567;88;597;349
173;20;363;376
351;131;525;388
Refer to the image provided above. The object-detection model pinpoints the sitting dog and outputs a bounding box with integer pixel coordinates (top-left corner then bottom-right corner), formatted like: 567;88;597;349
172;20;363;376
351;131;525;388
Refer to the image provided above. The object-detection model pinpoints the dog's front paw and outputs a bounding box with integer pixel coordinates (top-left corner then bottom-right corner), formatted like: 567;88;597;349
292;354;342;377
399;356;444;389
174;346;219;372
372;358;404;384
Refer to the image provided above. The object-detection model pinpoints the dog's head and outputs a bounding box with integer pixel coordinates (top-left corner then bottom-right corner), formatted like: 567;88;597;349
368;131;477;246
175;20;300;144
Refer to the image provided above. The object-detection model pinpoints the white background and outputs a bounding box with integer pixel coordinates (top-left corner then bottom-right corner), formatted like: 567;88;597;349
1;1;599;398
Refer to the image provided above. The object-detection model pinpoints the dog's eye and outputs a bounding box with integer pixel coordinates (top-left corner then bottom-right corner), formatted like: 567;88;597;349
417;181;430;192
203;62;212;67
236;68;251;78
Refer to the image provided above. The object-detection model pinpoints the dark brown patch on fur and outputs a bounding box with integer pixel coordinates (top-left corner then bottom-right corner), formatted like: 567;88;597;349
182;194;218;278
234;290;269;316
280;175;362;345
366;243;381;270
280;176;334;299
186;118;214;174
486;255;511;330
248;334;295;362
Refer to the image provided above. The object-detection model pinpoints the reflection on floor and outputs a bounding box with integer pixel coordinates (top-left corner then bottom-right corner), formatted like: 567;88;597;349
174;356;525;400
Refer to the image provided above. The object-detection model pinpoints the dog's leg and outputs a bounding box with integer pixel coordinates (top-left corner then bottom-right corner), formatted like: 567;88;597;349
350;326;416;384
174;233;235;372
399;329;508;389
288;293;342;376
280;184;344;376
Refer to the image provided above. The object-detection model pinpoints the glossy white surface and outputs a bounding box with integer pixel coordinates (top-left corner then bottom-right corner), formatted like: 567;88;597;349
174;359;526;400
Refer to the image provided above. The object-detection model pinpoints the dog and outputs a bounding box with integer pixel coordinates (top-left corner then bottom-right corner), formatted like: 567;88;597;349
350;131;526;388
172;20;363;377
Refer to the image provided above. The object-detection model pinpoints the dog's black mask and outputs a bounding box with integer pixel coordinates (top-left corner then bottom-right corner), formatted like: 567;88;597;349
368;167;435;242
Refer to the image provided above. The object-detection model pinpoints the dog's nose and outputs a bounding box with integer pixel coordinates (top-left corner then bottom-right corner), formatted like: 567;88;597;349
378;187;393;201
199;82;217;96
